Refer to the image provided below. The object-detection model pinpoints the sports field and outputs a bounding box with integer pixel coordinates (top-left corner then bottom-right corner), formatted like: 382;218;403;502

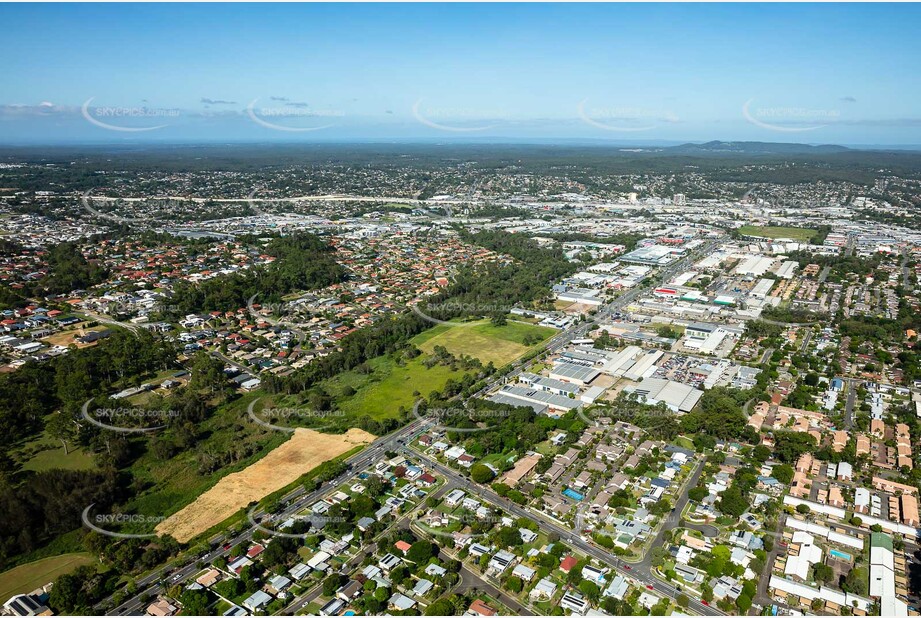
411;319;557;366
737;225;817;242
0;553;95;600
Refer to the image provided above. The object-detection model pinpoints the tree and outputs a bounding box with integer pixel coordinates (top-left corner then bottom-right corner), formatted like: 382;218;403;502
772;464;794;484
406;540;436;564
578;580;600;603
843;566;869;595
813;562;834;584
716;485;748;518
45;411;78;454
650;546;669;568
773;431;817;463
736;594;753;613
506;576;523;593
323;573;344;597
179;588;210;616
425;599;456;615
495;527;523;548
470;464;496;484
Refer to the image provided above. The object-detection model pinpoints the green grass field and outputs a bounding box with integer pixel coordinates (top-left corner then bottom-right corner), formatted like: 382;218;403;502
0;553;95;600
411;319;557;367
738;225;817;242
12;428;96;473
324;354;467;421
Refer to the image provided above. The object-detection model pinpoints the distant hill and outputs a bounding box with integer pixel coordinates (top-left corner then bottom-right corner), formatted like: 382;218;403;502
667;140;852;155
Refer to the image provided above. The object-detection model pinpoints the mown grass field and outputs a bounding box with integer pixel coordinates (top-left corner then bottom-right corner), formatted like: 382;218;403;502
738;225;817;242
0;553;95;600
411;319;556;366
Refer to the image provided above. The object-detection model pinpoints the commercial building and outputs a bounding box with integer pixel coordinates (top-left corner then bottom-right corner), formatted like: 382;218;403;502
624;378;703;413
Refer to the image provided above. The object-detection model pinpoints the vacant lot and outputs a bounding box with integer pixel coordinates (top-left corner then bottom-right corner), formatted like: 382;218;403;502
412;319;556;366
0;553;95;600
40;324;108;349
325;354;466;422
155;427;373;542
737;225;817;242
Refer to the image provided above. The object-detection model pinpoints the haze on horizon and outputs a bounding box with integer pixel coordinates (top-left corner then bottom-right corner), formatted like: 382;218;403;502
1;3;920;146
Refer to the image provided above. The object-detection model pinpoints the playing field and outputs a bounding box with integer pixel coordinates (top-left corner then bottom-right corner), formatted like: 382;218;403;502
411;319;557;366
0;553;95;600
155;427;374;543
737;225;817;242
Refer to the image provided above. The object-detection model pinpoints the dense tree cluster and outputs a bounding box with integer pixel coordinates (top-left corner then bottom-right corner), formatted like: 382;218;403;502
0;329;175;448
0;469;119;568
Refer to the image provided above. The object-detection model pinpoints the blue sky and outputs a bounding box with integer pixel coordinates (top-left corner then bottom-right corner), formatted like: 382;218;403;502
1;3;920;145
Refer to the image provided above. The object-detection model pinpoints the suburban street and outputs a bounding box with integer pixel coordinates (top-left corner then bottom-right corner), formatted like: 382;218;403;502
94;240;721;616
405;447;723;616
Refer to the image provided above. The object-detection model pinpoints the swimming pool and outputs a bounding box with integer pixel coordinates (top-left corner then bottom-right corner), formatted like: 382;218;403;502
830;549;852;561
563;488;584;501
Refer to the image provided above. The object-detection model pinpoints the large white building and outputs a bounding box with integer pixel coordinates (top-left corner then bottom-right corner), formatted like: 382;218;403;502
870;532;908;616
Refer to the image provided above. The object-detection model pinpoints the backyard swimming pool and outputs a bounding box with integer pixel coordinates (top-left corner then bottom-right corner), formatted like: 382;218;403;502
830;549;853;561
563;488;584;501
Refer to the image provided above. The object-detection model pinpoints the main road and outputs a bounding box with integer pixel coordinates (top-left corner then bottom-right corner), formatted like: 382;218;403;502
405;447;721;616
99;417;433;615
97;236;719;615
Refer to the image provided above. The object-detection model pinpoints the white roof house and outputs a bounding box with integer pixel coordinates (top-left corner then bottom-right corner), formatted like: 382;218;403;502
512;563;536;581
784;532;822;581
530;577;558;600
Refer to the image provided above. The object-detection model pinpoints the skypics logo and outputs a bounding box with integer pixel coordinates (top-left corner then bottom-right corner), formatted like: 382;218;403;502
246;293;326;328
577;404;672;428
246;98;342;132
414;512;508;541
245;188;277;218
412;100;510;133
578;99;679;132
410;300;514;328
81;400;177;434
81;189;159;226
81;98;179;132
82;504;165;539
742;98;840;133
411;400;510;434
246;397;345;433
247;508;347;540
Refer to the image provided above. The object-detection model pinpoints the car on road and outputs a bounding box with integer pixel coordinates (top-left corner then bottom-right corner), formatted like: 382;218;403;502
646;585;654;590
624;565;631;570
222;543;232;550
702;600;709;606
